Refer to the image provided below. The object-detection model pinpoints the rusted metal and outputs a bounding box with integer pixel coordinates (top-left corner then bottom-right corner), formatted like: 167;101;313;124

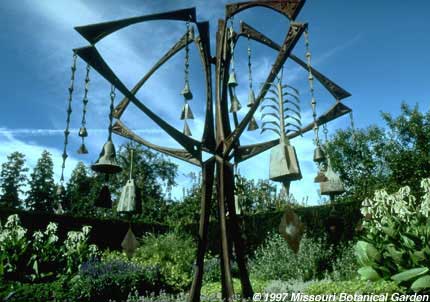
226;0;305;20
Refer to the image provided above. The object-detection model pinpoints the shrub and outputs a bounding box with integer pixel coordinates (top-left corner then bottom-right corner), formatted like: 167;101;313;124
0;279;71;302
356;179;430;292
305;280;405;294
326;241;359;281
249;233;334;281
263;279;317;293
69;259;163;302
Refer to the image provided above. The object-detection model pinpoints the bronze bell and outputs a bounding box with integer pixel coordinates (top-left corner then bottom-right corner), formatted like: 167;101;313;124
78;127;88;137
247;116;259;131
95;185;112;208
121;227;139;259
228;71;238;87
278;207;304;253
77;143;88;154
247;88;256;107
183;120;192;136
229;94;242;113
117;179;138;213
91;140;122;174
269;141;302;183
320;162;345;196
313;145;326;163
180;103;194;120
181;82;193;100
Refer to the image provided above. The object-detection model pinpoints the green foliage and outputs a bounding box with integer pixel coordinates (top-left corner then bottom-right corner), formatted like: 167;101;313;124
69;259;163;302
355;179;430;292
0;278;71;302
263;279;317;293
25;150;56;212
104;231;196;292
305;280;405;294
65;161;96;215
249;233;334;281
326;103;430;202
0;214;98;282
326;241;359;281
0;152;28;209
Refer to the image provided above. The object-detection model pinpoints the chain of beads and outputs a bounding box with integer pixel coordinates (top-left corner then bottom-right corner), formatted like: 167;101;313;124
108;84;116;141
60;52;78;183
247;36;253;91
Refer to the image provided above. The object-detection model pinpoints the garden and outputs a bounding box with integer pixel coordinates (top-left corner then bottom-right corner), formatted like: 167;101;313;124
0;104;429;301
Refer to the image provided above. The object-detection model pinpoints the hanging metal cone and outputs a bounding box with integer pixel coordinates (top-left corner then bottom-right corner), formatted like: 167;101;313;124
278;207;304;253
77;143;88;154
270;142;302;183
320;163;345;196
228;71;238;87
313;146;326;163
95;185;112;208
121;227;139;259
181;82;193;100
117;179;137;213
183;120;192;136
247;88;256;107
78;127;88;137
229;94;242;113
247;116;259;131
91;140;122;174
180;103;194;120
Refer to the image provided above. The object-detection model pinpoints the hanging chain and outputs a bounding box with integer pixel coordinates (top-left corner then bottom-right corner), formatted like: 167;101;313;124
184;21;190;86
229;17;235;73
108;84;116;141
60;52;78;184
80;64;91;143
349;111;355;130
247;35;253;90
323;123;328;143
304;29;320;146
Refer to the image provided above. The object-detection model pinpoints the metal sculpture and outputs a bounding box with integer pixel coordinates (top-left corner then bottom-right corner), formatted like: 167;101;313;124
59;1;353;301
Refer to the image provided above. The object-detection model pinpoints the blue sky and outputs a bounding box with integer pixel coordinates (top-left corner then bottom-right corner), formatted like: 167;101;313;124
0;0;429;204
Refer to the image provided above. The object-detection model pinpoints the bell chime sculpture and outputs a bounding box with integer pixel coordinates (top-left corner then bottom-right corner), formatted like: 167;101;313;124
59;2;355;301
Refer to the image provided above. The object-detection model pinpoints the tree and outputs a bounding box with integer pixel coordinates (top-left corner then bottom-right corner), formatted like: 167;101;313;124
0;152;28;208
26;150;56;212
325;102;430;202
65;161;95;215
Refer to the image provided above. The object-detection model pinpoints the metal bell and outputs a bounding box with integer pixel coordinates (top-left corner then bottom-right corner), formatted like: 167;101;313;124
314;170;328;183
77;143;88;154
181;82;193;100
247;116;259;131
247;88;256;107
278;207;304;253
180;103;194;120
228;71;238;87
320;163;345;197
121;227;139;259
95;185;112;208
91;140;122;174
78;127;88;137
229;95;242;113
183;120;192;136
269;142;302;183
117;179;137;213
313;145;326;163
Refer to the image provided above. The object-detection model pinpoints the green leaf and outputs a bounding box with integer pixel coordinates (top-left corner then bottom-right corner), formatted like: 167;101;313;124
358;266;381;281
411;275;430;291
355;241;381;266
391;267;429;282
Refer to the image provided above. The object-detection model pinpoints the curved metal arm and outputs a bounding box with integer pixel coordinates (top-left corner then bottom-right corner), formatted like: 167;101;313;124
240;21;351;101
74;45;202;161
75;7;197;44
112;120;201;167
226;0;305;20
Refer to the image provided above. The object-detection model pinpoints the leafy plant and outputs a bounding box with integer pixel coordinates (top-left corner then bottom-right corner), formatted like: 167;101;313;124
305;280;405;294
355;179;430;292
249;233;334;281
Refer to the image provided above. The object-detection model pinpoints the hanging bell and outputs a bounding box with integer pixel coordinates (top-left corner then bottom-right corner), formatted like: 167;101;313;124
121;227;139;259
78;127;88;138
77;143;88;154
229;94;242;113
247;116;259;131
278;207;304;253
181;82;193;100
117;179;137;214
313;145;326;163
91;140;122;174
247;88;256;107
94;185;112;208
314;170;328;183
269;142;302;183
183;120;192;136
234;195;242;216
320;162;345;196
180;103;194;120
228;71;238;87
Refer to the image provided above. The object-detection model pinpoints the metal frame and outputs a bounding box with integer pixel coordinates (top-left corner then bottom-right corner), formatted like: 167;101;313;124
72;1;351;301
